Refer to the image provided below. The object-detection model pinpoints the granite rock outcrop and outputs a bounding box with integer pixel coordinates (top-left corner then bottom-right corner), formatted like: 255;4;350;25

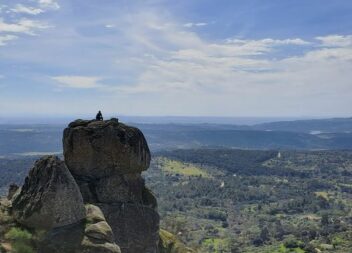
63;119;159;253
12;155;86;230
39;204;121;253
0;118;192;253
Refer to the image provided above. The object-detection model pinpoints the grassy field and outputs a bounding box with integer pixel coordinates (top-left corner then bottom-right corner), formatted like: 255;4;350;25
156;157;211;178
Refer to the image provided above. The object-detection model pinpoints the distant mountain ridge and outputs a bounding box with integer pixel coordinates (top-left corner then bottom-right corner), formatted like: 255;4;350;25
1;117;352;155
252;117;352;133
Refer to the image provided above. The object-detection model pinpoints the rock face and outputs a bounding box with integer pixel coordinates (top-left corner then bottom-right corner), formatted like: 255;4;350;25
7;184;19;200
12;156;86;229
99;203;159;253
40;204;121;253
79;204;121;253
63;119;159;253
63;119;151;178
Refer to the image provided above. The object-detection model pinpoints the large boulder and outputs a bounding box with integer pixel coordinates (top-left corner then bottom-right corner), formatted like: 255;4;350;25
85;221;114;242
63;119;151;178
99;203;159;253
81;204;121;253
39;204;121;253
76;174;147;204
12;156;86;229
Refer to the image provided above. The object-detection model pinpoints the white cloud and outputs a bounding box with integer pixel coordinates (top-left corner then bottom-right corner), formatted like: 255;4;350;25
1;9;351;117
183;22;208;28
0;34;18;46
0;1;59;48
224;38;311;55
11;4;44;15
316;35;352;47
38;0;60;10
0;18;49;35
113;17;313;93
52;76;103;89
107;12;351;117
105;24;115;28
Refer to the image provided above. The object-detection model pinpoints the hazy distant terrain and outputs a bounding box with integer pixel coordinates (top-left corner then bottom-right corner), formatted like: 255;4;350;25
0;124;64;156
1;118;352;252
252;117;352;133
0;117;352;156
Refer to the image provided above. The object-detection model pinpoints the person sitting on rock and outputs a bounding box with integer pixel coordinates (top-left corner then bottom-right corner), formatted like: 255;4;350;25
96;110;103;121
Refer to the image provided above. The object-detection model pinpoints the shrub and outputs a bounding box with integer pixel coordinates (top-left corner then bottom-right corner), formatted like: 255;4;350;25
5;227;35;253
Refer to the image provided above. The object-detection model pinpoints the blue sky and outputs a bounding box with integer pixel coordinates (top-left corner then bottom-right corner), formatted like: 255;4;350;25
0;0;351;118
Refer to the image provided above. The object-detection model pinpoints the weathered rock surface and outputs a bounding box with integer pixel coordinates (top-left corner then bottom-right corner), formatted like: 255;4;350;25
86;203;106;223
93;174;145;204
63;119;151;178
81;204;121;253
99;203;159;253
12;156;86;229
7;184;19;200
63;119;160;253
81;237;121;253
85;221;114;242
39;204;121;253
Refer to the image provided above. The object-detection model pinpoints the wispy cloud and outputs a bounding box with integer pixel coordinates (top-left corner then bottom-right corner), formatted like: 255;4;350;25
105;24;115;28
104;11;351;115
183;22;208;28
0;34;18;46
1;2;351;117
316;35;352;47
0;18;49;35
0;0;60;46
52;76;104;89
11;4;44;15
226;38;310;46
38;0;60;10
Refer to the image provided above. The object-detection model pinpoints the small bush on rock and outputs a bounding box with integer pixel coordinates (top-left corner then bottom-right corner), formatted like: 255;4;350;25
5;227;35;253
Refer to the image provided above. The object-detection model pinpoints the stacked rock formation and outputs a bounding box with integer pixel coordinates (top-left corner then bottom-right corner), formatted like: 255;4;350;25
11;155;121;253
63;119;159;253
1;118;193;253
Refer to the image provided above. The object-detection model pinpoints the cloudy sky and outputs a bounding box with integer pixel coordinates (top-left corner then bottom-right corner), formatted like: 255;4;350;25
0;0;351;118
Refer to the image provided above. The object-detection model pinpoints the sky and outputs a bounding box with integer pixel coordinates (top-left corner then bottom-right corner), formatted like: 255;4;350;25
0;0;351;118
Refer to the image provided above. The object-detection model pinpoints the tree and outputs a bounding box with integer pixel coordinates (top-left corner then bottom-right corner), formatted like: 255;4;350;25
260;226;270;242
321;213;329;226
